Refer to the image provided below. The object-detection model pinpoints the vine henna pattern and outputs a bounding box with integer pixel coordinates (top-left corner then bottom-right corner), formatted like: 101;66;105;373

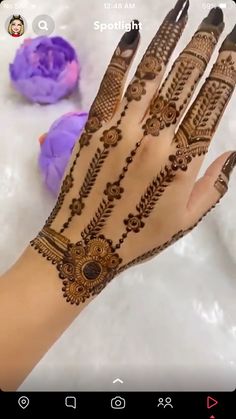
45;28;139;230
57;1;188;234
30;5;236;306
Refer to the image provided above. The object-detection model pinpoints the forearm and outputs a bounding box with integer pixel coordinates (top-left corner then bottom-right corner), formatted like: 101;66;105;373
0;245;92;390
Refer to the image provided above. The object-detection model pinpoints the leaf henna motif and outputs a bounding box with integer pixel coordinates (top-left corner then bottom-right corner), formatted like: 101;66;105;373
82;199;114;239
136;167;175;218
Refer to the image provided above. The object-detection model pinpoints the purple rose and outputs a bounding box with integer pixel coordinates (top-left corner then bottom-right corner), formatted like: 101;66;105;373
39;112;88;195
10;36;80;104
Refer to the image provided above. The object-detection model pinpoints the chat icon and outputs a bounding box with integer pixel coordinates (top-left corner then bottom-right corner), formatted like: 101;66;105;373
65;396;76;409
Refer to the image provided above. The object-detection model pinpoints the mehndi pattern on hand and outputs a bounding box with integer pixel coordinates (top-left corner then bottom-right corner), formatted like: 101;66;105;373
31;3;236;306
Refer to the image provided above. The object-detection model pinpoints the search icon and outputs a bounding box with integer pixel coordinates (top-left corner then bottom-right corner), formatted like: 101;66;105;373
32;15;55;35
38;20;48;31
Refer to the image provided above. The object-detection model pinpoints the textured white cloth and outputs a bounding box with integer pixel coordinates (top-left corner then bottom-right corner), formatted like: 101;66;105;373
0;0;235;391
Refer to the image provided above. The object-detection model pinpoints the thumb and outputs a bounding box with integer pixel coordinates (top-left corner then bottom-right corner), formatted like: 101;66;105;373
185;151;236;227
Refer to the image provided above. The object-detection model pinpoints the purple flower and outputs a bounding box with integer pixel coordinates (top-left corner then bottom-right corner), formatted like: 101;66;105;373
39;112;88;195
10;36;80;104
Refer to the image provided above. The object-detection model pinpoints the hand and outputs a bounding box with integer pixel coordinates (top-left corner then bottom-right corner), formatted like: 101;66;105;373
31;0;236;306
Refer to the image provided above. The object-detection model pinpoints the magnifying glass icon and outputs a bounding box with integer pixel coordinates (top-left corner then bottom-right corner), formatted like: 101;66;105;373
38;20;48;31
32;15;55;35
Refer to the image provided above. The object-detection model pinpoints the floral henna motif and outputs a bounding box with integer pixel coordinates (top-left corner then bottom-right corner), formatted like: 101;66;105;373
100;127;122;148
126;80;146;102
69;198;84;215
31;228;122;305
143;99;179;135
104;183;124;201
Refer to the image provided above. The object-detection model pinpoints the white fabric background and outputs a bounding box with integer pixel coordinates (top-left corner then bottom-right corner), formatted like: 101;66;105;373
0;0;236;391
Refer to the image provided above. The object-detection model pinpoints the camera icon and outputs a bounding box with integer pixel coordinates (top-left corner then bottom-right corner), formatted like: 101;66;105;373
111;396;126;409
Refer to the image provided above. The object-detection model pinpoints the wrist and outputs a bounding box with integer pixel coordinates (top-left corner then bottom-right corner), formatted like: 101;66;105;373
0;245;91;390
30;225;122;306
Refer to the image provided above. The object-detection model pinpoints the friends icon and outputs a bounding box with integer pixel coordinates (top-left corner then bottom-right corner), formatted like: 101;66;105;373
157;397;174;408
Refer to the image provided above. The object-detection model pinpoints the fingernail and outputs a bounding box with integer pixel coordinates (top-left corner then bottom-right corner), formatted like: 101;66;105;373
170;0;189;22
205;7;223;25
221;151;236;179
198;7;224;38
214;152;236;195
121;20;140;45
227;24;236;42
220;24;236;52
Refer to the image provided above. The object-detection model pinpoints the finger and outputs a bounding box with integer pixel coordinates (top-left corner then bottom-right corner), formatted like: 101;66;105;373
184;151;236;228
143;7;224;137
122;0;189;122
169;26;236;178
88;21;140;127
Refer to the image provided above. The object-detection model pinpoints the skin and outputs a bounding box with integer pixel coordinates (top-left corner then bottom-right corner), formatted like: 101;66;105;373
0;0;236;390
11;20;23;35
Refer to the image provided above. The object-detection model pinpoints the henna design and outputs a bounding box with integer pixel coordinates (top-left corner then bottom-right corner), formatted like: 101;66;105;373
126;80;146;102
136;1;188;81
117;199;221;274
169;54;236;171
81;198;114;238
31;8;236;308
30;227;69;264
45;118;101;228
143;10;224;137
59;125;124;233
76;5;189;242
89;25;140;123
45;1;188;233
119;167;175;241
80;149;109;199
81;138;144;240
125;0;188;104
45;27;139;229
119;105;236;273
31;228;122;305
214;152;236;196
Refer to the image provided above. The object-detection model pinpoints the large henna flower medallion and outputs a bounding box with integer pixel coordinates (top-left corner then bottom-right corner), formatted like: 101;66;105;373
57;236;122;305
